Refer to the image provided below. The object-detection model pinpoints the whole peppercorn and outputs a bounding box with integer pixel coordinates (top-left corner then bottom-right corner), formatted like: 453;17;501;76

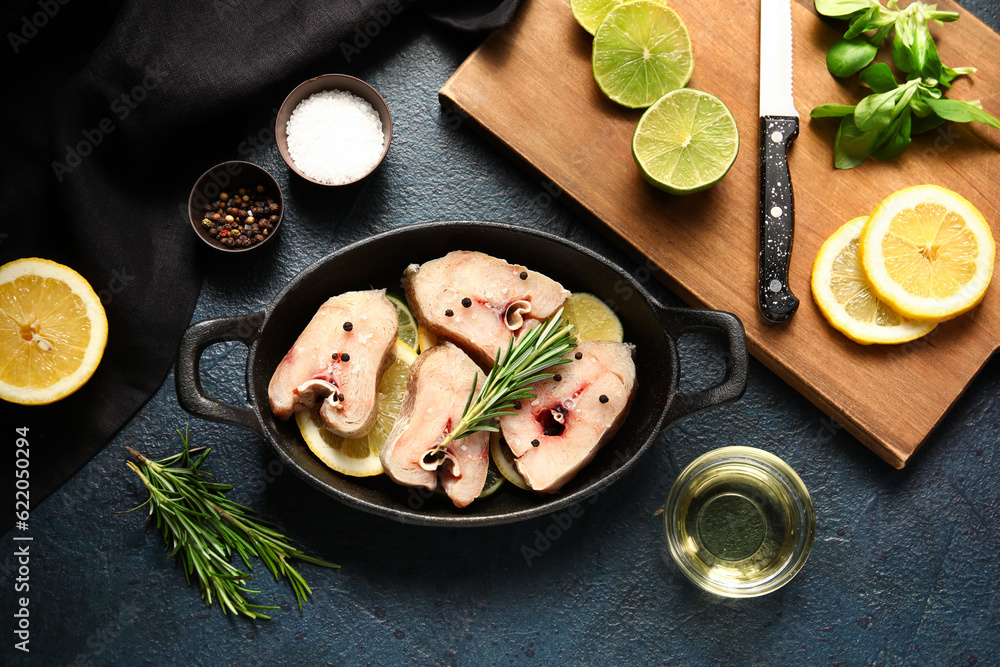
238;188;246;196
220;192;230;202
462;297;472;308
340;353;351;362
343;321;354;332
254;234;264;242
242;195;250;202
212;213;222;221
225;215;235;223
246;216;255;224
256;184;265;193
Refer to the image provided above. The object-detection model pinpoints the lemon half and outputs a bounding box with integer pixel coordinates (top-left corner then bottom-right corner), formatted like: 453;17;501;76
0;258;108;405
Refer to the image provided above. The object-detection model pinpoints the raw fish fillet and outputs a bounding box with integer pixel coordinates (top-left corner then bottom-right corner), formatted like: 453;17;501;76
403;251;569;368
267;290;397;438
500;340;636;493
380;342;489;508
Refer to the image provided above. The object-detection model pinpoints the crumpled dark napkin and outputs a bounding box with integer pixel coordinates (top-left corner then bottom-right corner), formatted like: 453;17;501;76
0;0;520;529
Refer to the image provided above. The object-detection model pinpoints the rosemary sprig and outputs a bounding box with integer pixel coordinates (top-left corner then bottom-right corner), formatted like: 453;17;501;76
124;426;338;620
430;309;577;456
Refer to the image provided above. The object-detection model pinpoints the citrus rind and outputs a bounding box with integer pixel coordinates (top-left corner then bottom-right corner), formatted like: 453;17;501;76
812;218;937;345
859;185;995;321
0;257;108;405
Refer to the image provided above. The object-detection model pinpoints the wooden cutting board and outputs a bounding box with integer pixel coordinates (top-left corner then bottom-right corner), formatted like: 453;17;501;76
439;0;1000;468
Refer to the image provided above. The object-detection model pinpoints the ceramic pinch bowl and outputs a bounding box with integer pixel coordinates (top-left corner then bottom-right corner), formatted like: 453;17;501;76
275;74;392;186
187;161;284;253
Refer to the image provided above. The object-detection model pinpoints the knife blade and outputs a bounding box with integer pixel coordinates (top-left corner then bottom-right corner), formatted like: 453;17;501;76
758;0;799;323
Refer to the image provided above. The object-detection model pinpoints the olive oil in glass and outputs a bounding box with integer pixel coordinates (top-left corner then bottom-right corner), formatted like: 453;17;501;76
665;447;815;597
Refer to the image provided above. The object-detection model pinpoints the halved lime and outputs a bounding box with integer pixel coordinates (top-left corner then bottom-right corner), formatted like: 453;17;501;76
571;0;669;36
387;294;418;350
592;1;694;109
632;88;740;195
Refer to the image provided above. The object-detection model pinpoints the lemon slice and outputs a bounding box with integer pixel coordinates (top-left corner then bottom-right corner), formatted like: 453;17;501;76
592;1;694;109
387;295;418;350
489;431;530;491
812;217;938;344
417;324;438;353
0;258;108;405
859;185;996;320
562;292;624;342
295;339;417;477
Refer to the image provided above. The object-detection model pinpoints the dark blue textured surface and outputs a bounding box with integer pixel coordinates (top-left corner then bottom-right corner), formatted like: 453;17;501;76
4;6;1000;666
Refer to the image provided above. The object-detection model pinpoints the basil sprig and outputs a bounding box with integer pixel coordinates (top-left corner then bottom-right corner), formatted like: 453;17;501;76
811;0;998;169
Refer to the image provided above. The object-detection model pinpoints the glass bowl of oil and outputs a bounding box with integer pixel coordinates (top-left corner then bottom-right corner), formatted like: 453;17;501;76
664;447;815;597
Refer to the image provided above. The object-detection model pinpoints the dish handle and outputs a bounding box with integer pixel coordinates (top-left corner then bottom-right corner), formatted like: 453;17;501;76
175;311;266;437
654;306;749;424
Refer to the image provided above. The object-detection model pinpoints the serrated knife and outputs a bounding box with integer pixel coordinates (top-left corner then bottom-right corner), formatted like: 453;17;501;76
758;0;799;323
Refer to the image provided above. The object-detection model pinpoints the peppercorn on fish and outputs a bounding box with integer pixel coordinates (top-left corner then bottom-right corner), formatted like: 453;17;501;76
500;340;637;493
379;342;489;508
403;251;569;368
268;290;398;438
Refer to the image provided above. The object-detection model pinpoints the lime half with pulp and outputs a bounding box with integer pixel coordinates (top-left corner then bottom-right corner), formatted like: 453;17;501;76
592;0;694;109
632;88;740;195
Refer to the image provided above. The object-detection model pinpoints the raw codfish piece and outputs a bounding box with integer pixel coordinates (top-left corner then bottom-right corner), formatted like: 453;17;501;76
403;251;570;368
500;340;637;493
380;342;489;508
267;290;398;438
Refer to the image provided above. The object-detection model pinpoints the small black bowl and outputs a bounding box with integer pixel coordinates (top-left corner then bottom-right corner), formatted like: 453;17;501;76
275;74;392;186
187;161;284;253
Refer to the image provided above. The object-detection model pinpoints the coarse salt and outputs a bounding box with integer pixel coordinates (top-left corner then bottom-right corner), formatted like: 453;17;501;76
286;89;384;185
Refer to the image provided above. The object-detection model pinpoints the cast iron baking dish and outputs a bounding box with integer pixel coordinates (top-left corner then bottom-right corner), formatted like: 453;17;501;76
176;222;748;526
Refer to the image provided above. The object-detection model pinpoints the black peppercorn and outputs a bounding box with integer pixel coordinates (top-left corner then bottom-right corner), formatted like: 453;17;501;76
519;271;528;280
513;401;522;410
341;353;351;362
553;374;562;382
343;322;353;332
599;395;609;404
337;393;345;402
531;439;540;447
574;352;583;360
331;353;339;360
462;297;472;308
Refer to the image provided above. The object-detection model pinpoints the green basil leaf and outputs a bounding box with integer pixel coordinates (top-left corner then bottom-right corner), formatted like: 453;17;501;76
814;0;878;18
859;63;898;93
913;25;943;80
924;10;960;23
926;98;1000;130
871;108;912;161
844;7;877;39
940;65;975;88
855;88;904;132
892;21;915;73
826;38;878;78
911;111;945;135
811;103;858;118
833;116;878;169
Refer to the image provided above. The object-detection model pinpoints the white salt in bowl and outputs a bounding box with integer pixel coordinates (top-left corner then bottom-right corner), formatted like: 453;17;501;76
276;74;392;186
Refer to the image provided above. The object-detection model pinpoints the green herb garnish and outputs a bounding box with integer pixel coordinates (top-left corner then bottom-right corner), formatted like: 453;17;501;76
811;0;999;168
125;427;338;619
428;309;577;457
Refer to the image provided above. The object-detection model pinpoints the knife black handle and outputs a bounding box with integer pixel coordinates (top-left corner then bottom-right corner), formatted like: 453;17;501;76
758;115;799;323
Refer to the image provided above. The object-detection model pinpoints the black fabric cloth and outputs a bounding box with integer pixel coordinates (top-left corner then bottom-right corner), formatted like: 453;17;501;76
0;0;520;529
